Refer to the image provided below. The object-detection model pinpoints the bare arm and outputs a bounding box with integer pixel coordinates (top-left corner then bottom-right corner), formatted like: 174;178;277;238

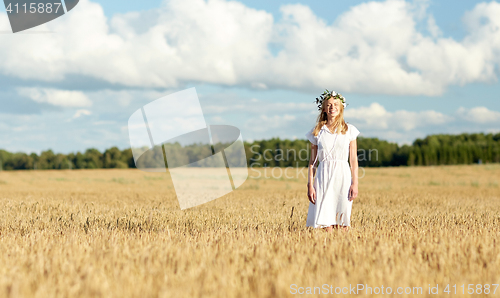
307;144;318;204
349;139;359;200
308;144;317;185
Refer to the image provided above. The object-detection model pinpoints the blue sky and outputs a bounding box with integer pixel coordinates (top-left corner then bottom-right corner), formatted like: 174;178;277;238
1;0;499;154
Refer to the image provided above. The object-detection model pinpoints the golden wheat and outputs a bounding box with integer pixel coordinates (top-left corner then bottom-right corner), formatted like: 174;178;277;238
0;164;499;297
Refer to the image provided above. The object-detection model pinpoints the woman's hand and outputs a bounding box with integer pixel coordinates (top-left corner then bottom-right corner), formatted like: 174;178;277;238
349;184;358;201
307;183;316;204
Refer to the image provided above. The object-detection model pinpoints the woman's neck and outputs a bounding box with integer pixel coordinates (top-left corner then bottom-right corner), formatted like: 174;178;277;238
326;118;336;126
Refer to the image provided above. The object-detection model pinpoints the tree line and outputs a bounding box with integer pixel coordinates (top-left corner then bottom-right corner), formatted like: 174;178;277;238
1;131;499;171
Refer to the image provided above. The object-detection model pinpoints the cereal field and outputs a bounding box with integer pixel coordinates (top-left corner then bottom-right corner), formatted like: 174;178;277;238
0;165;499;297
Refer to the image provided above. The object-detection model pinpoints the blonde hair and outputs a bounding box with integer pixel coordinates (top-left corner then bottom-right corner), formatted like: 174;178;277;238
312;96;348;137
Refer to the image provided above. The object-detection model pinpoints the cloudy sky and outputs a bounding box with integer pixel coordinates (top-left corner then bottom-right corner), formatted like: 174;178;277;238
1;0;499;154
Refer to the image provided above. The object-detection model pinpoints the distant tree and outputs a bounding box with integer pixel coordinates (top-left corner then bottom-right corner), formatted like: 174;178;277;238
103;147;128;169
3;153;33;170
73;152;86;169
120;148;135;168
38;150;56;169
0;132;499;170
84;148;103;169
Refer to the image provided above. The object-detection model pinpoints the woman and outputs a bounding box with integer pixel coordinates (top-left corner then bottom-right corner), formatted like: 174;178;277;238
305;89;360;232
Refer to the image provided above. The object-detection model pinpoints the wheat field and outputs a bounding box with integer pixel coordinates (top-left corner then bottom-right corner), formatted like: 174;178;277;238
0;164;499;297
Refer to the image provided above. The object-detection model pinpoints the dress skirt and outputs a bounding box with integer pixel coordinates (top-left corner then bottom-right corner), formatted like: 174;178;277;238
306;159;353;227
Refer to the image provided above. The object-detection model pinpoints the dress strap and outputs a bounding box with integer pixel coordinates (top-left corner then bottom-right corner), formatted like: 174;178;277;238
313;126;338;166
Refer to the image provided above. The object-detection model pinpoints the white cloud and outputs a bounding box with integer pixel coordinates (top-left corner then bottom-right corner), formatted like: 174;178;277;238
72;109;92;119
426;15;442;38
202;99;312;115
210;116;224;123
251;83;268;90
392;109;450;130
340;102;500;144
244;114;296;133
17;88;92;107
1;0;500;95
344;103;391;129
345;102;452;131
92;120;115;125
344;102;500;143
456;106;500;123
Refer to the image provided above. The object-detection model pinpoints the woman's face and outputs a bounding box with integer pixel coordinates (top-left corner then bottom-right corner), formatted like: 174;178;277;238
324;97;341;118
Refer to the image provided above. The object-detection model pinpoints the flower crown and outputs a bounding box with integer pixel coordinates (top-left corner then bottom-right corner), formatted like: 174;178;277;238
315;89;347;110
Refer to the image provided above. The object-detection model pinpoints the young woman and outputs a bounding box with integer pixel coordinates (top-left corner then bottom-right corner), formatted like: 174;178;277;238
305;90;360;232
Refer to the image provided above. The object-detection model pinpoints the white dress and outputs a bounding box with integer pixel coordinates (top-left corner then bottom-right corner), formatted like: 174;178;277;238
305;123;360;228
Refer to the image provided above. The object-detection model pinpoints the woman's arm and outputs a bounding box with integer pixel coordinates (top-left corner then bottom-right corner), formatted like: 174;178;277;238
349;139;359;201
307;144;318;204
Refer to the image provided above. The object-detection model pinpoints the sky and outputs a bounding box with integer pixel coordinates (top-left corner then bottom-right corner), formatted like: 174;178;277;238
0;0;499;154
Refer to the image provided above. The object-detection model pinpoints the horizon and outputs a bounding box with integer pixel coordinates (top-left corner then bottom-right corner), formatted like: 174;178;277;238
1;128;498;156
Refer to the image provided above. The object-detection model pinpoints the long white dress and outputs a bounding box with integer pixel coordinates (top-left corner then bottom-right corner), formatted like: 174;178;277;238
305;123;360;228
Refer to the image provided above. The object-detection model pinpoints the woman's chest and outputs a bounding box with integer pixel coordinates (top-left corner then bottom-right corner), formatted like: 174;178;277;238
318;132;349;152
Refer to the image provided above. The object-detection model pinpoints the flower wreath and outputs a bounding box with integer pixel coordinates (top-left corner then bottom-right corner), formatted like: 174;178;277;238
315;89;347;110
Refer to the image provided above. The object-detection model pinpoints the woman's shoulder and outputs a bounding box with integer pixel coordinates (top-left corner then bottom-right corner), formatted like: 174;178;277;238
346;122;358;130
307;125;322;136
305;125;321;144
345;122;360;140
